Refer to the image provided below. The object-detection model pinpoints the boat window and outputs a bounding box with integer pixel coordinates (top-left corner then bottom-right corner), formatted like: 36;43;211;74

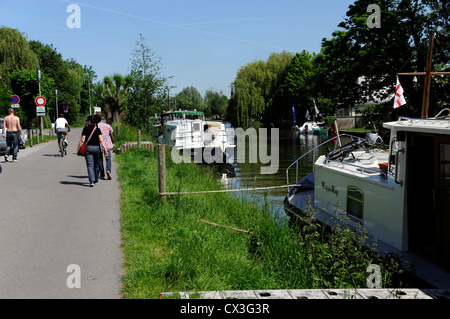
193;123;201;131
347;187;364;222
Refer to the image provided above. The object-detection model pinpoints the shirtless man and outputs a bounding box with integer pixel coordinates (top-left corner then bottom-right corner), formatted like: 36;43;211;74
1;108;24;162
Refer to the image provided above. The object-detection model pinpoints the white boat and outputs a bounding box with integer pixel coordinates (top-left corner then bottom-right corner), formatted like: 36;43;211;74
285;114;450;288
157;110;235;162
296;121;320;134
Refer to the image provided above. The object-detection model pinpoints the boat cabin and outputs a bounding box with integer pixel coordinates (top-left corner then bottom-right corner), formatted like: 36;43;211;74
157;110;235;161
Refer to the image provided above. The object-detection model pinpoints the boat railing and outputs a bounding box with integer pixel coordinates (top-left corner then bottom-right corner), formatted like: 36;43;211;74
285;133;368;194
323;158;387;178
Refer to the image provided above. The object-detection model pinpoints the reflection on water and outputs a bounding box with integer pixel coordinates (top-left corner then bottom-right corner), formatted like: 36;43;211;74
223;124;333;213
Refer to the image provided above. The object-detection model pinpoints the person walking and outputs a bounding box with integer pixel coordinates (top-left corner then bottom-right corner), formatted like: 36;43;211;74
1;108;24;163
95;114;115;180
77;116;108;187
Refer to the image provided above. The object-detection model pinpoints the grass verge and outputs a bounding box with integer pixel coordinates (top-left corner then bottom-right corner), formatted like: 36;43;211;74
115;124;408;299
117;146;318;298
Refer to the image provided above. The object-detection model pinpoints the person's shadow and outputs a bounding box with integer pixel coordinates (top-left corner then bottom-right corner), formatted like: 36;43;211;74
60;175;91;187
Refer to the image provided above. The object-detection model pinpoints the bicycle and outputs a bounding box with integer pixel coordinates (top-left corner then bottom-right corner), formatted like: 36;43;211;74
57;129;70;157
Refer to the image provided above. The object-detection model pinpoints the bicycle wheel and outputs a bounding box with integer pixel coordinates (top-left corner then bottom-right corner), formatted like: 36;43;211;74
60;137;65;157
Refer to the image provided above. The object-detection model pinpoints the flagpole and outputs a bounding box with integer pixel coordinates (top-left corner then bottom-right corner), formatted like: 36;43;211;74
421;33;434;118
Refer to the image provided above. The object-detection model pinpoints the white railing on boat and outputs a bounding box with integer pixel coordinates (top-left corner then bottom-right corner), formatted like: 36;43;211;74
285;134;386;194
396;116;450;127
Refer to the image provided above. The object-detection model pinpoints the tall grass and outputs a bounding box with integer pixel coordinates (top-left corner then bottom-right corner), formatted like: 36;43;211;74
115;124;406;299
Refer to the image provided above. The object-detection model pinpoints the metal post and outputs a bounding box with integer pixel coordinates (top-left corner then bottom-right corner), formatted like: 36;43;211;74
88;73;92;115
37;70;43;141
55;89;58;120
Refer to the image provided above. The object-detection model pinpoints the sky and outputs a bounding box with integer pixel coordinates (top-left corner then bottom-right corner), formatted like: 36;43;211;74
0;0;356;98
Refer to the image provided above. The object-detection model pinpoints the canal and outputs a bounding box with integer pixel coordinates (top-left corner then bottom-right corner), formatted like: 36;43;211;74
224;124;334;214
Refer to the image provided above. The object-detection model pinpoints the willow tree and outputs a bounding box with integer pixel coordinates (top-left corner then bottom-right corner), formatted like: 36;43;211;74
229;51;294;128
99;74;134;123
0;27;39;80
0;27;39;113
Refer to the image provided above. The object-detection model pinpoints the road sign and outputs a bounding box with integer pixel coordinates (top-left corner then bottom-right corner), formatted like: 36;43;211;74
63;105;69;113
37;113;46;117
36;106;46;113
11;95;20;104
11;104;20;109
35;96;46;106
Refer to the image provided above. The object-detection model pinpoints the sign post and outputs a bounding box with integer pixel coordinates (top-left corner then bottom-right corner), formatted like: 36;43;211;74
37;70;43;141
35;96;46;118
11;95;20;108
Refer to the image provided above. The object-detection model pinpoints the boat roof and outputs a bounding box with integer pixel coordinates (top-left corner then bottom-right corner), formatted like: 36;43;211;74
384;116;450;135
161;110;204;117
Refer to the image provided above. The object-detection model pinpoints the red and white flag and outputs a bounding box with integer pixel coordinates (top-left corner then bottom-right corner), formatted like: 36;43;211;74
394;77;406;108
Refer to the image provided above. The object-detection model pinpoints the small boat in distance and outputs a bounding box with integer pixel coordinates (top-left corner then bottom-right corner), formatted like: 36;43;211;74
157;110;235;163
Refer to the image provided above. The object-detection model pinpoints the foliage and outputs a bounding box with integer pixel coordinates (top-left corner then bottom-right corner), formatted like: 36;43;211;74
99;74;134;123
116;139;410;298
126;34;169;130
0;27;39;85
204;89;228;117
0;27;40;115
283;199;404;288
316;0;450;119
29;41;84;123
175;86;205;111
229;51;294;128
10;69;55;129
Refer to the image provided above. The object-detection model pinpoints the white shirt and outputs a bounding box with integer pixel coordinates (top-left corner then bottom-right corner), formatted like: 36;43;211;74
55;118;68;129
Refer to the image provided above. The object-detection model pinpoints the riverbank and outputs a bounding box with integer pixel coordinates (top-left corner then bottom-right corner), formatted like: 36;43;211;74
114;125;415;299
117;147;307;298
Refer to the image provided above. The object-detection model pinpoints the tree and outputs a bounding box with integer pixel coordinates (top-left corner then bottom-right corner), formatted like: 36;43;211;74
0;27;39;83
316;0;449;119
126;34;169;130
228;51;294;127
99;74;134;123
0;27;39;114
176;86;204;111
275;51;317;125
204;89;228;118
29;41;84;122
10;69;55;130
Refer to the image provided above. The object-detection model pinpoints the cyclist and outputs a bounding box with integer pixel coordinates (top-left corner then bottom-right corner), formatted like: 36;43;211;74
54;114;71;149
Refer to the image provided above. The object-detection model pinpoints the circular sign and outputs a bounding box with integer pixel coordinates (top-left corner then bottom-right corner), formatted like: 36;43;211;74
11;95;20;104
35;96;46;106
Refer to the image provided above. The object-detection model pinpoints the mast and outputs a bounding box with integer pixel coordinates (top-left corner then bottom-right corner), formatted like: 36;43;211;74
397;33;450;118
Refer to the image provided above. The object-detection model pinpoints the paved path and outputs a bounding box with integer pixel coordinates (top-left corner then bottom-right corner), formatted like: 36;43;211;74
0;127;123;299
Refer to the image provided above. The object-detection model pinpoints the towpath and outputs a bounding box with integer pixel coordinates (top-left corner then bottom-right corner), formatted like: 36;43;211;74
0;127;123;299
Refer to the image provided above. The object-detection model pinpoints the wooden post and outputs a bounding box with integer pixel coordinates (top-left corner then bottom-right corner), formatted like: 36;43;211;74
29;129;33;147
158;144;166;201
36;129;39;144
138;130;141;148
